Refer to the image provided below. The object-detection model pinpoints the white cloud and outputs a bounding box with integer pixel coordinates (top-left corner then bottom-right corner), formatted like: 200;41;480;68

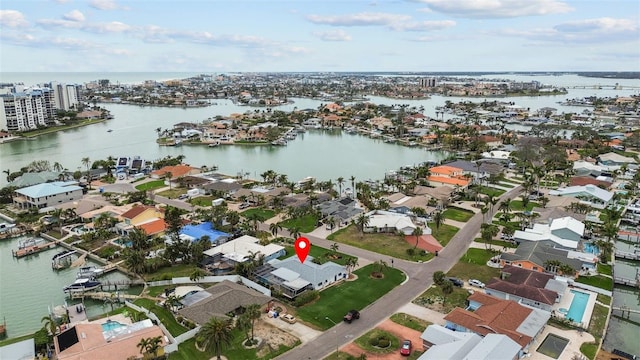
104;48;134;56
414;0;573;18
63;10;85;22
307;12;411;27
53;0;72;3
1;32;97;50
0;10;29;28
496;18;639;43
312;29;352;41
554;17;637;33
89;0;124;10
389;20;455;31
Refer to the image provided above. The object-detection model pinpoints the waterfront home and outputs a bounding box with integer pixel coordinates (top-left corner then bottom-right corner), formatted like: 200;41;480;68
485;266;567;312
513;216;585;250
548;185;613;209
202;179;243;197
569;176;612;188
136;218;168;237
419;325;520;360
178;280;271;323
202;235;285;270
8;171;62;188
427;165;471;188
384;193;436;215
115;205;164;235
150;164;200;180
79;203;136;222
363;210;418;235
499;241;590;277
54;320;166;360
13;181;83;211
443;160;504;182
412;185;455;205
597;152;637;167
443;292;550;356
255;256;346;298
316;197;364;225
572;160;617;177
177;222;230;245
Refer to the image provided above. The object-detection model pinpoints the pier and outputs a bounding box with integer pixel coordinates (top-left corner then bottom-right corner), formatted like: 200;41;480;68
612;306;640;319
0;227;28;240
68;291;140;301
12;239;56;258
615;250;640;261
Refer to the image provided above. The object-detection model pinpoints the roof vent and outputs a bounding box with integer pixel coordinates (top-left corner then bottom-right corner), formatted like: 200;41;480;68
81;332;86;339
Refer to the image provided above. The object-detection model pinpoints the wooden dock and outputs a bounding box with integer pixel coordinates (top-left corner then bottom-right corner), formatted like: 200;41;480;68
614;276;640;288
615;250;640;261
0;227;28;240
68;291;139;301
12;240;56;258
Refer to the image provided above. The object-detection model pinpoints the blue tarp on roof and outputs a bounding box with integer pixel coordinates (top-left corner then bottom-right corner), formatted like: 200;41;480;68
180;222;229;243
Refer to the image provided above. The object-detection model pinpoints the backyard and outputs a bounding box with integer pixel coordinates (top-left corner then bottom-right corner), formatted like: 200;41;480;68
133;298;188;337
327;225;434;262
477;186;506;197
280;214;318;233
294;264;406;330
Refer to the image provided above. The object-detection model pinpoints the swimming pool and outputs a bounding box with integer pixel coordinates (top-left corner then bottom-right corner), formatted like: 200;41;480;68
583;242;600;255
566;290;590;323
113;238;133;248
101;320;126;332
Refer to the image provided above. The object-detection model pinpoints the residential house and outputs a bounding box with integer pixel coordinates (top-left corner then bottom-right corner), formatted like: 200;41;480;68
419;325;520;360
150;165;200;180
444;292;550;355
513;216;585;250
499;241;592;276
478;135;503;148
115;205;164;235
178;280;271;324
427;165;470;188
316;197;363;225
202;179;243;197
54;320;166;360
178;222;230;245
8;171;62;188
485;266;567;312
443;160;504;182
548;185;613;209
202;235;285;272
597;152;637;167
363;210;418;235
255;256;346;298
13;181;83;211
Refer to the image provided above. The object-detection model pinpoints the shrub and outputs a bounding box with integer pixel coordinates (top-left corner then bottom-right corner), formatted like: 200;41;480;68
369;338;379;346
377;338;390;348
406;248;415;256
294;290;319;306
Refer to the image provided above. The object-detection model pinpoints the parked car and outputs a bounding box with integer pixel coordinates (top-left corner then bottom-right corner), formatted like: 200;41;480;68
343;310;360;323
469;279;485;288
178;194;189;200
280;314;296;324
446;277;464;287
400;339;412;356
238;202;251;209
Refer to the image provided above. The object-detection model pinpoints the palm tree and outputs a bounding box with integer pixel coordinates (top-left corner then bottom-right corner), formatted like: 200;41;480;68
354;213;370;238
326;216;336;231
432;271;445;286
337;177;345;197
412;226;423;250
137;337;150;357
53;161;64;173
81;157;91;189
289;226;302;240
244;303;261;342
350;175;356;198
269;222;282;238
53;207;64;236
345;256;359;277
145;336;163;359
371;259;388;278
441;280;453;305
499;198;512;215
41;314;57;336
189;268;207;284
165;172;173;190
432;210;445;231
330;242;339;253
196;317;233;360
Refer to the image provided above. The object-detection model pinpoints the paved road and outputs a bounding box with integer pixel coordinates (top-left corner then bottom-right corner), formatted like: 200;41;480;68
276;185;522;360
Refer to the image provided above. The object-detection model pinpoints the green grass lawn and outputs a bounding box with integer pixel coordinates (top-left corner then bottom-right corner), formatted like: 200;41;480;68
580;303;610;360
596;293;611;305
509;200;539;211
134;298;187;337
295;264;406;330
575;275;613;290
442;207;474;222
390;313;432;332
478;186;505;197
135;180;166;191
189;196;215;207
281;244;356;266
157;188;187;198
354;329;400;354
143;264;200;281
473;237;518;249
241;207;276;221
446;248;501;284
280;214;318;233
413;285;471;314
428;223;459;247
597;263;612;276
326;225;433;262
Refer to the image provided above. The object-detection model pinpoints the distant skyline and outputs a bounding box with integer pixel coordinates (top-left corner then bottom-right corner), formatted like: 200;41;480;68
1;0;638;73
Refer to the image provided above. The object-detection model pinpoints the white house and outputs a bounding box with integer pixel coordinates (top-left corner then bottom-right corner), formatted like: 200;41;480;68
548;185;613;209
419;325;521;360
513;216;585;250
13;181;83;211
597;152;637;166
363;210;419;235
203;235;285;264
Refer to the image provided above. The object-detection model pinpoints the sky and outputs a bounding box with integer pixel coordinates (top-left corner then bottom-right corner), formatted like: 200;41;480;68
1;0;639;73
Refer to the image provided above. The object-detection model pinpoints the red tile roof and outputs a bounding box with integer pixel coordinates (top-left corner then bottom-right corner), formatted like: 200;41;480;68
569;176;610;188
427;176;470;187
137;219;167;236
121;205;154;220
444;292;533;348
151;165;195;179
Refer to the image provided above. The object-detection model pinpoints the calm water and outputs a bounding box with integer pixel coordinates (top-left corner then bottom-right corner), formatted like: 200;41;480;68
0;233;130;338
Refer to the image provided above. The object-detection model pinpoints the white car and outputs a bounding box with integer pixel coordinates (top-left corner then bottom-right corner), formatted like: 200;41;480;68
469;279;485;288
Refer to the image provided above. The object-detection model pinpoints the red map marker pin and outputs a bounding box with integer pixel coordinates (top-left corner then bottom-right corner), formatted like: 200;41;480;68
295;237;310;263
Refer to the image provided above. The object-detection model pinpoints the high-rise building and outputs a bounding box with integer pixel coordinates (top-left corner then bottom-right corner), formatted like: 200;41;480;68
419;77;437;88
0;88;55;132
50;82;81;110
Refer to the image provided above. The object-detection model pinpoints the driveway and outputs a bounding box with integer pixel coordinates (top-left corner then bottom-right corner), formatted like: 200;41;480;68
276;185;523;360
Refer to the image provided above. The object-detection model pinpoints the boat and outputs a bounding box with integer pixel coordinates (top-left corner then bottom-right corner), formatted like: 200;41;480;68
0;223;16;233
76;266;105;279
12;238;53;258
271;139;287;146
52;249;77;270
107;129;113;133
208;141;220;147
63;278;102;293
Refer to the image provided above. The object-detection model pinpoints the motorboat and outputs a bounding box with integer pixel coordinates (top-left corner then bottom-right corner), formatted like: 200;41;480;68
63;278;101;293
76;266;105;279
0;223;16;233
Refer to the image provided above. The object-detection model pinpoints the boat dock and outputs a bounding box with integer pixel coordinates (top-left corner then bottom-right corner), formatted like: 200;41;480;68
52;249;77;270
0;226;28;240
67;291;139;301
12;238;56;258
615;250;640;261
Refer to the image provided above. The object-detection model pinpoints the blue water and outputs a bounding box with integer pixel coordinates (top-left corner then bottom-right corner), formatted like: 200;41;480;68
566;290;590;323
584;243;600;255
101;320;125;332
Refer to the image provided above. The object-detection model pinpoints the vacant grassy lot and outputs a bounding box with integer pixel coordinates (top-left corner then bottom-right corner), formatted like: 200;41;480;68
280;214;318;233
295;264;406;330
135;180;166;191
509;200;539;211
428;223;459;247
597;263;612;276
281;244;356;266
575;275;613;290
157;188;187;198
327;225;433;262
134;298;187;337
143;263;200;282
241;207;276;221
442;207;474;222
447;248;501;284
477;186;505;197
390;313;432;332
189;196;215;207
473;237;518;249
413;285;471;314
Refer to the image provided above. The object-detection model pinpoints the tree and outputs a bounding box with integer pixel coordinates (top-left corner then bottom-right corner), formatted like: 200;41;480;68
138;335;163;359
165;171;173;190
190;267;207;284
337;177;345;197
81;157;91;189
440;280;454;305
412;226;423;250
480;223;499;250
269;222;282;238
244;303;261;342
345;257;359;277
196;317;233;360
354;213;370;238
330;242;339;253
289;226;301;240
41;314;57;336
433;271;446;286
137;337;150;358
432;210;445;231
371;259;388;278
